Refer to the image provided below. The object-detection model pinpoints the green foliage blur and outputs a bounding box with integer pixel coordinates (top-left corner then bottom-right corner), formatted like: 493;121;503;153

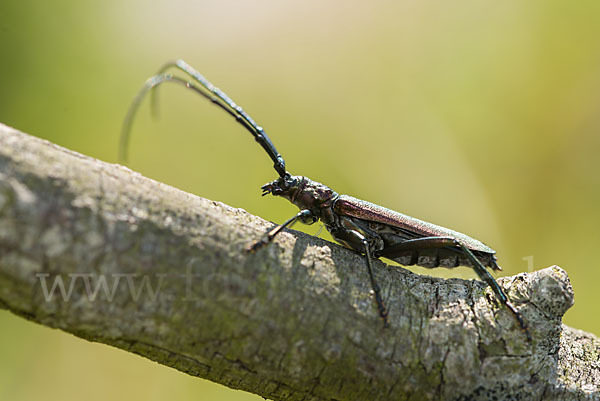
1;1;599;400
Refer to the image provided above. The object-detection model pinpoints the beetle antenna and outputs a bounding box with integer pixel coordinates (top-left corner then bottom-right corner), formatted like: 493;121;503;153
120;60;287;178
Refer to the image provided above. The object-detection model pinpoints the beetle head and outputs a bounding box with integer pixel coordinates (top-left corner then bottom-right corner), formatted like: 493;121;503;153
261;174;300;199
261;174;337;212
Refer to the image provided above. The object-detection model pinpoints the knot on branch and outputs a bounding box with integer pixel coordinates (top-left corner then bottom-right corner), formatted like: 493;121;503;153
529;265;574;319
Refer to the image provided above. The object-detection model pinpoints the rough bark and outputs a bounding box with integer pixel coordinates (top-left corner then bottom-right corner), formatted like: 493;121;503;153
0;122;598;401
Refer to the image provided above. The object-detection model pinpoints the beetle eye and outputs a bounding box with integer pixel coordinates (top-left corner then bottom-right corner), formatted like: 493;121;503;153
283;175;298;189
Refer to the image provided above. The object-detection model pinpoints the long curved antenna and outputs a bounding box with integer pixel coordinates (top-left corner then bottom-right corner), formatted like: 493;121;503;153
120;60;287;178
121;73;242;163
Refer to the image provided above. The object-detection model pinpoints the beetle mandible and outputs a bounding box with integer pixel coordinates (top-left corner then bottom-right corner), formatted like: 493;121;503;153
121;59;529;339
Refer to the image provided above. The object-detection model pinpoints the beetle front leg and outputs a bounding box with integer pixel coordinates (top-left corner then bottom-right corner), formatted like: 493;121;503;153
246;209;313;253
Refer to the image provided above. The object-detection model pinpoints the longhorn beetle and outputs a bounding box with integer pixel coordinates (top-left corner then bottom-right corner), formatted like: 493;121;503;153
121;59;529;340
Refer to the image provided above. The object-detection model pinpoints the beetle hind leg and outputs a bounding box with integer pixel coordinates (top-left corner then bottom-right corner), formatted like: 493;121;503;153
458;244;531;342
377;237;530;340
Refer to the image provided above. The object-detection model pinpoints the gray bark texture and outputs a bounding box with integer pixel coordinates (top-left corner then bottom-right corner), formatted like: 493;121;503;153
0;122;598;401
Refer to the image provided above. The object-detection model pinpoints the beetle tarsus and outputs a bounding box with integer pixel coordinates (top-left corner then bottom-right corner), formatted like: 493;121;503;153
246;238;268;253
505;300;532;342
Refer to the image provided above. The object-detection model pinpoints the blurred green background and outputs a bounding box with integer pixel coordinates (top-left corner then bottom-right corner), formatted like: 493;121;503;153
1;0;599;400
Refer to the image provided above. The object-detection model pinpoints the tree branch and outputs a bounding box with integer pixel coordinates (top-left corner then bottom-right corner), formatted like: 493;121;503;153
0;122;598;401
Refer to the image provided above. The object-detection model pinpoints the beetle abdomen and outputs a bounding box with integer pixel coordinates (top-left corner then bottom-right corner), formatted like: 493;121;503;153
387;248;497;269
365;222;500;270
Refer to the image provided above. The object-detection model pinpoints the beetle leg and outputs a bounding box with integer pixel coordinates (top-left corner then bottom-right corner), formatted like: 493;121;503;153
329;227;389;327
363;240;390;327
375;236;458;255
458;243;531;341
377;237;530;340
377;237;505;300
246;209;313;253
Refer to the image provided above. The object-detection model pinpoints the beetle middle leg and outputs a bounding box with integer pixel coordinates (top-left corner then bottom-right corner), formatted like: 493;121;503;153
376;237;530;340
363;240;390;327
329;227;389;327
